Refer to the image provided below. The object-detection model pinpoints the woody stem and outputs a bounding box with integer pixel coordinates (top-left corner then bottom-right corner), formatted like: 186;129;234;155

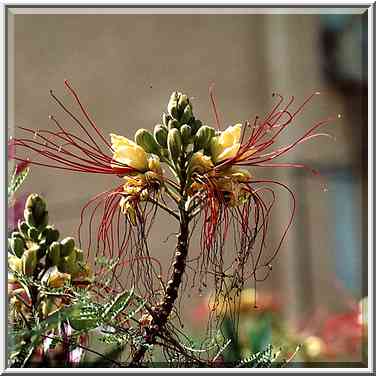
128;157;190;367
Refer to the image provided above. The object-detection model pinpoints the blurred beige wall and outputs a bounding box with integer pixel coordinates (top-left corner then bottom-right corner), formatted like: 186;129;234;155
8;9;365;328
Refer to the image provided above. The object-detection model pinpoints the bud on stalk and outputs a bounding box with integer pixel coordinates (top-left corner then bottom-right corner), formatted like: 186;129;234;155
22;248;38;276
178;94;189;111
47;241;61;266
154;124;168;147
167;128;182;162
167;91;179;119
9;237;25;258
60;237;75;257
135;128;161;156
194;125;215;151
180;104;193;124
180;124;192;145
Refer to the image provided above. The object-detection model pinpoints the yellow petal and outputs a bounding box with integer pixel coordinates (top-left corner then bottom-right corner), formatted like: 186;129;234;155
216;143;240;162
110;133;135;149
189;151;214;175
112;144;148;171
219;124;242;148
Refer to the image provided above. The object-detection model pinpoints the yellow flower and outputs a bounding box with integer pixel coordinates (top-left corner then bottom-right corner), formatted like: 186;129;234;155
41;266;71;288
8;255;22;274
188;151;214;175
147;155;162;175
110;133;148;172
229;167;251;183
210;124;242;163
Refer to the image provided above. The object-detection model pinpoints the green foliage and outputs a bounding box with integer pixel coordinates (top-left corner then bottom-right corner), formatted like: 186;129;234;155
236;344;275;368
8;166;29;205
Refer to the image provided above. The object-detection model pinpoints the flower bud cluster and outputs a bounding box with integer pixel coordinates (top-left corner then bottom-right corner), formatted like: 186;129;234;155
8;194;92;323
149;91;216;165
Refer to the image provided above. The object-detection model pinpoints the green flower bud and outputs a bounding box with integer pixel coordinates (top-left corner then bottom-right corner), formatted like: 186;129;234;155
22;248;38;276
167;128;182;162
24;209;36;228
162;113;171;127
38;226;60;245
168;119;180;130
180;124;192;145
167;91;179;119
194;126;216;151
9;237;25;258
18;221;29;238
75;249;84;263
28;227;39;242
178;94;189;111
25;194;48;225
59;252;77;274
47;241;61;266
11;231;23;240
180;104;193;124
26;194;46;214
154;124;168;147
191;119;203;135
60;237;75;257
135;128;161;156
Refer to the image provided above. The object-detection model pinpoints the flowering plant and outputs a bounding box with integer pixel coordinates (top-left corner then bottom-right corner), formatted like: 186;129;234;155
9;82;332;367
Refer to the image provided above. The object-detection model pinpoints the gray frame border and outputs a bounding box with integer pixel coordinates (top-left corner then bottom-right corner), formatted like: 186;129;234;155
2;2;374;374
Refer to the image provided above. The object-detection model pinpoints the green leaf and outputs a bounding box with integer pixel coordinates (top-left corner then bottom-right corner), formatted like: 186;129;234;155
103;287;134;321
8;167;29;204
69;304;104;331
236;344;274;368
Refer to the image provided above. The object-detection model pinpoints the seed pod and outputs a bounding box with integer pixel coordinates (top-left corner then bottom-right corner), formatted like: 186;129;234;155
154;124;168;147
194;126;216;151
134;128;161;156
47;241;61;266
180;124;192;145
9;237;25;258
167;91;179;119
180;104;193;124
22;248;38;276
168;119;180;130
60;237;75;257
167;128;182;162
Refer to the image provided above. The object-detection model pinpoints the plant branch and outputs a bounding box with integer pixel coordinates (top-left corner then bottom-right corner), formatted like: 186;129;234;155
128;155;190;367
147;198;179;220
